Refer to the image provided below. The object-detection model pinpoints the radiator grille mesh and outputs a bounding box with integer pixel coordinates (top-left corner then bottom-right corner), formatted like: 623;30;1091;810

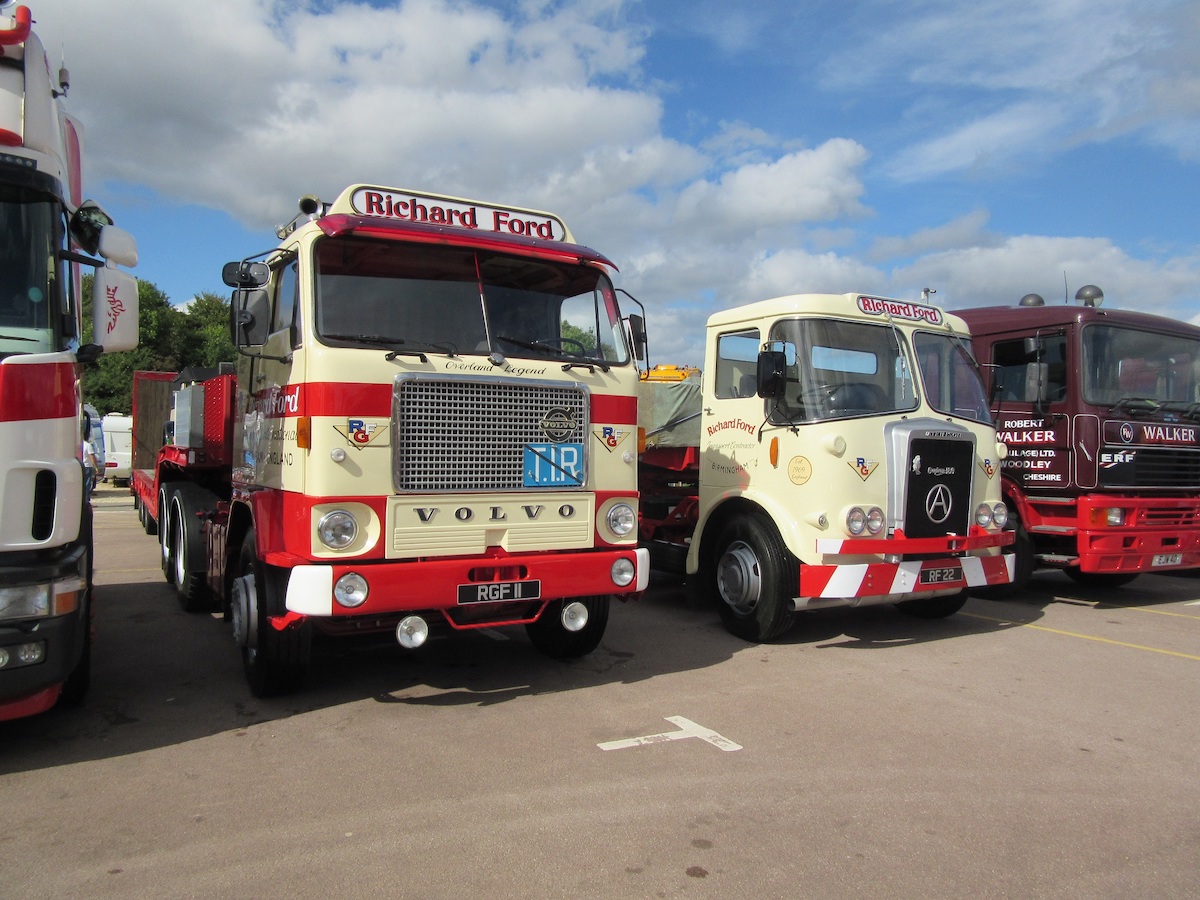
392;377;588;492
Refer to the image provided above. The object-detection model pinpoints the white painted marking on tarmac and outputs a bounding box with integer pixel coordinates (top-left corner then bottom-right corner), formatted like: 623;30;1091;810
597;716;742;752
1186;600;1200;607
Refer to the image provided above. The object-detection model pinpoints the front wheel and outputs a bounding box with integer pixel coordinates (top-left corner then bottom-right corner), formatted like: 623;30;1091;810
709;515;796;642
526;596;610;658
232;529;311;696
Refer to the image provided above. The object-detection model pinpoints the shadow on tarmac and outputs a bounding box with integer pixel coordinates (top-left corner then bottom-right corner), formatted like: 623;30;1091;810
0;510;1075;773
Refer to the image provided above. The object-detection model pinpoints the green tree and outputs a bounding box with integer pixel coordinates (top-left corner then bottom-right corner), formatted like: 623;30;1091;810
81;277;234;414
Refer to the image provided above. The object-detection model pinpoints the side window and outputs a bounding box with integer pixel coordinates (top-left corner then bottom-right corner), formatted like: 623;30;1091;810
992;334;1067;403
714;328;760;400
273;261;299;347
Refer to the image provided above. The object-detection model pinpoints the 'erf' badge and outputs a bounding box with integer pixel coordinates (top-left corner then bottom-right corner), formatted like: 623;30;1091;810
333;418;388;449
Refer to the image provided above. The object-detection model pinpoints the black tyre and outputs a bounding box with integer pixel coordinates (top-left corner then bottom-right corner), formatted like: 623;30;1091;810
974;518;1034;600
1064;568;1139;588
709;514;796;642
895;591;968;619
171;486;216;612
159;485;176;585
526;595;610;658
59;506;94;708
232;529;311;697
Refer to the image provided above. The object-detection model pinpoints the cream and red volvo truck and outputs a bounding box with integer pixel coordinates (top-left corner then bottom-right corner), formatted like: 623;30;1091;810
638;293;1015;641
131;185;647;696
0;3;138;721
959;287;1200;588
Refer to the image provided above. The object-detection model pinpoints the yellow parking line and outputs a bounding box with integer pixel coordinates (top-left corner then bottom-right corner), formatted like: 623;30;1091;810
961;612;1200;662
1103;605;1200;620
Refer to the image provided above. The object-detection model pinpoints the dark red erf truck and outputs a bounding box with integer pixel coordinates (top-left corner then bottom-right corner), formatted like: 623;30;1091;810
959;286;1200;590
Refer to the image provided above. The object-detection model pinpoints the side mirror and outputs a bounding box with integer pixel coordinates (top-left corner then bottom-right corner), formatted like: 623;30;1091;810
69;200;114;256
756;349;787;399
627;313;647;362
91;266;139;353
1023;361;1049;403
97;225;138;268
223;260;270;289
230;289;271;346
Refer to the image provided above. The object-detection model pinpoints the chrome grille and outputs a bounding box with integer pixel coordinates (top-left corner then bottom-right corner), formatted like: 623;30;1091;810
392;376;589;492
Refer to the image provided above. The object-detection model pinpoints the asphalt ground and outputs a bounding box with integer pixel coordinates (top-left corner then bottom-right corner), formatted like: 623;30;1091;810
2;494;1198;898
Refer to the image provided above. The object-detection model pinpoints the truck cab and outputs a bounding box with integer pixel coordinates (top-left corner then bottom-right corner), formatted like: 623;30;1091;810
960;288;1200;587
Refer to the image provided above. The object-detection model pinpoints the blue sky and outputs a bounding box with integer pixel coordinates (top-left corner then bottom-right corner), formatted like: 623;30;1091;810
36;0;1200;364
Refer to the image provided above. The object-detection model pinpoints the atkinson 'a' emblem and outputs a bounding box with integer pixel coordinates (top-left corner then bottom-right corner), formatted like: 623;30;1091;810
540;407;577;442
925;483;952;523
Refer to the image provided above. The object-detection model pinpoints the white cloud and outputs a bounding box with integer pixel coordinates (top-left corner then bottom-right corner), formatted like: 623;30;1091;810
27;0;1200;361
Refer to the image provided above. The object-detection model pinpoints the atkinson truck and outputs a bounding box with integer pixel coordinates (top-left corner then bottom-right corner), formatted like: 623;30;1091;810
638;293;1015;642
0;3;138;720
959;286;1200;588
131;185;647;696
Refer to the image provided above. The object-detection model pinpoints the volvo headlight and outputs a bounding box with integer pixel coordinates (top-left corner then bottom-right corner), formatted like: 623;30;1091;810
318;510;359;550
606;502;636;537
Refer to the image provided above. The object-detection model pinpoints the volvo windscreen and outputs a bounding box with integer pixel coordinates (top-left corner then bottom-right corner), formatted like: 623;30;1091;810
313;237;630;367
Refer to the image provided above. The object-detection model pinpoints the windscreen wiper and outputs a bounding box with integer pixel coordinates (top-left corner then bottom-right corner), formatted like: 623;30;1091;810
322;333;458;362
493;335;609;371
1110;396;1158;416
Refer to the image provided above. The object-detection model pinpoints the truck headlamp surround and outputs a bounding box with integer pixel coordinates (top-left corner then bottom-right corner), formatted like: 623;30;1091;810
334;572;369;608
318;510;359;550
606;502;636;538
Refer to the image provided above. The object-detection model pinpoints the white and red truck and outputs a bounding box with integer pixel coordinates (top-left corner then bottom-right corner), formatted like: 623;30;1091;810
131;184;647;696
959;287;1200;588
0;3;138;720
638;293;1015;641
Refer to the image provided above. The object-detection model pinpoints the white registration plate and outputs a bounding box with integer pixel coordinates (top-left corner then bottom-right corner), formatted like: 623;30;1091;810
1152;553;1183;567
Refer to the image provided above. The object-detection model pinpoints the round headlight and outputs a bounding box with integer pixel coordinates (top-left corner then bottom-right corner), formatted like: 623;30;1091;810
334;572;368;608
975;503;994;528
846;507;866;536
318;510;359;550
992;502;1009;529
865;507;884;534
607;502;636;537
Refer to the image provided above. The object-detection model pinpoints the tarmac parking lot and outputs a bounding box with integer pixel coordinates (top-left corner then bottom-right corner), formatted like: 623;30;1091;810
2;488;1198;897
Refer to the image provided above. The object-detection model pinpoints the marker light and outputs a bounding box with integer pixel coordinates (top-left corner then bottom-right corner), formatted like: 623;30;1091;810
333;572;368;608
611;557;636;587
561;601;589;632
396;616;429;649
